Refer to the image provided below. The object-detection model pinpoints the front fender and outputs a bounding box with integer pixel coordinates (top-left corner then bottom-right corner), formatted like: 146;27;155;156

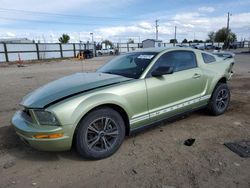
72;93;131;128
48;92;131;128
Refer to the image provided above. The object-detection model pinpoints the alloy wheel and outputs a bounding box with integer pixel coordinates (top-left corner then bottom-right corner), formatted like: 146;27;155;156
85;117;119;152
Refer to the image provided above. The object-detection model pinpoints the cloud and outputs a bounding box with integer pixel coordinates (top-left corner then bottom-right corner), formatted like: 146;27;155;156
0;0;134;15
2;11;249;43
0;1;249;42
92;12;250;42
198;6;215;13
6;32;16;37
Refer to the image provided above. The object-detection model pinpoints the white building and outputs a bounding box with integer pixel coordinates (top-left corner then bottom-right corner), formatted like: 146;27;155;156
142;39;163;48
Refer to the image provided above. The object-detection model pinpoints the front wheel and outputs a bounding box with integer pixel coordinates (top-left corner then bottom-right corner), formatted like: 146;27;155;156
207;83;230;116
76;107;125;160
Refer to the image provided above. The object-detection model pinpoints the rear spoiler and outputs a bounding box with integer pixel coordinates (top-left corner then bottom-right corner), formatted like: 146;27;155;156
212;50;235;59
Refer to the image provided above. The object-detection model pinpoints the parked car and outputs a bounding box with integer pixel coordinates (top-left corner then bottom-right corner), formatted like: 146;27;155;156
12;48;234;159
176;44;189;47
205;44;221;50
97;48;115;56
190;44;205;50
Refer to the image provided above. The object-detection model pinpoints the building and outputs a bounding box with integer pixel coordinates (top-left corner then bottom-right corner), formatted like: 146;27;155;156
0;38;34;43
142;39;163;48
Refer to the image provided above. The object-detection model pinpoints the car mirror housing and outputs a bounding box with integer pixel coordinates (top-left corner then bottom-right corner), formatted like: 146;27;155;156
151;66;174;77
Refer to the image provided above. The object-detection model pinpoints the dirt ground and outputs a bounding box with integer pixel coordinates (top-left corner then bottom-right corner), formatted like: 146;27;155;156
0;52;249;188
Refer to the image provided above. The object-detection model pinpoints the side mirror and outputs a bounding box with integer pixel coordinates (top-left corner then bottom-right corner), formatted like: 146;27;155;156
151;66;174;77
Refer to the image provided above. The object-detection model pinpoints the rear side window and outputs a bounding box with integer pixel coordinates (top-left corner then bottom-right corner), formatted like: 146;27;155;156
202;53;216;64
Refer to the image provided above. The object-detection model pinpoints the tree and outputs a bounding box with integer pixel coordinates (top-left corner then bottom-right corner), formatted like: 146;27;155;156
182;39;188;43
207;31;215;42
193;39;200;43
59;34;70;43
214;27;237;43
96;43;102;50
102;40;113;48
127;38;134;44
228;32;237;43
170;39;178;43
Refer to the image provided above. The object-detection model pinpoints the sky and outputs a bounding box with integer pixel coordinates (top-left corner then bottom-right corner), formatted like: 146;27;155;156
0;0;250;43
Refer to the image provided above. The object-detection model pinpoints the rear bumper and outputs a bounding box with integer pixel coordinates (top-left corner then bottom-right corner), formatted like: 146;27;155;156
11;111;72;151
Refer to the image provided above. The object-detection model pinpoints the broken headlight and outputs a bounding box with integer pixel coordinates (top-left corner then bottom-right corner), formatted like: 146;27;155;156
33;110;59;126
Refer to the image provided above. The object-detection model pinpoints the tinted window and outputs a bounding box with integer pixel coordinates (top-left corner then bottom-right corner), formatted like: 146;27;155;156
98;52;158;79
202;53;216;63
154;51;197;72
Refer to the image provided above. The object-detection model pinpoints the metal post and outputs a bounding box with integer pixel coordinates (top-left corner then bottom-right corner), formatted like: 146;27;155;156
35;43;40;60
90;33;94;43
59;43;63;58
3;43;9;62
174;26;177;46
226;12;231;49
73;43;76;57
93;42;96;57
155;20;159;40
127;43;129;52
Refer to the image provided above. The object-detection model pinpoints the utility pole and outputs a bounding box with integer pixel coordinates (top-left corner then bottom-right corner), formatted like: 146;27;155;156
174;26;177;46
226;12;232;48
90;32;94;43
155;20;159;40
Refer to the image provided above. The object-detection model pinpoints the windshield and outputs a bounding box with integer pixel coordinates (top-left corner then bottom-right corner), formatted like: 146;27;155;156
97;52;158;79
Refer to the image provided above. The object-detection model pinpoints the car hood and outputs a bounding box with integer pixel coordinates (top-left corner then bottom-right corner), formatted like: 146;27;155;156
21;72;132;108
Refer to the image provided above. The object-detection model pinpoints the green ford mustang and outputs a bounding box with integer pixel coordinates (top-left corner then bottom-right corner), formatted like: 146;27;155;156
12;47;234;159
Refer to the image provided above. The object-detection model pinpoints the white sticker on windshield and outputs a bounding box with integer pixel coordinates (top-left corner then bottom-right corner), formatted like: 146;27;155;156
137;55;154;59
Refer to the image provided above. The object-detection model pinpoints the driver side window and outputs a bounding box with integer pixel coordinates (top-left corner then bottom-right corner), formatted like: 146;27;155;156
154;51;197;72
154;52;173;69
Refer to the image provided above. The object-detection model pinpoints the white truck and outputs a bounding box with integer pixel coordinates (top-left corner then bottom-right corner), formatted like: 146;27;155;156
96;48;115;56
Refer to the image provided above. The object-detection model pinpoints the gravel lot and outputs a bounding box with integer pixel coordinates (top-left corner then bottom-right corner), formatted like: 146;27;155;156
0;52;249;188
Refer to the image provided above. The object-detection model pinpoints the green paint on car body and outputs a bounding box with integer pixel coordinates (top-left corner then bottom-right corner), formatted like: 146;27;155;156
12;47;234;152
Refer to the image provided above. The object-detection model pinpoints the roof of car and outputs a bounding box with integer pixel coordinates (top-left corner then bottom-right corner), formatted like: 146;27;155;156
134;47;197;53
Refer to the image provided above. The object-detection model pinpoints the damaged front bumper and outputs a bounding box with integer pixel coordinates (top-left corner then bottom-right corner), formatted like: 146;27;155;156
11;111;72;151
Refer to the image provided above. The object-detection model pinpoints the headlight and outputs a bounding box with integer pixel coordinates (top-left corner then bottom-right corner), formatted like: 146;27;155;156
33;110;59;126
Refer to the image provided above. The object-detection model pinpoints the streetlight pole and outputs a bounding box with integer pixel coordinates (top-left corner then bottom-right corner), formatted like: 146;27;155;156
155;20;159;40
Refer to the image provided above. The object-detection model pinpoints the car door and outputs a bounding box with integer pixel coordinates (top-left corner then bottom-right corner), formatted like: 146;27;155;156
145;50;206;122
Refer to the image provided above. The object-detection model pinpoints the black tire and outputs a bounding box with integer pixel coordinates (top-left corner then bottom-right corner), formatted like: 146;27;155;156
207;83;230;116
76;107;125;160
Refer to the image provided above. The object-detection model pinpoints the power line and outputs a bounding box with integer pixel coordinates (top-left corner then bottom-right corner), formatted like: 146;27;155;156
0;8;138;21
0;16;122;26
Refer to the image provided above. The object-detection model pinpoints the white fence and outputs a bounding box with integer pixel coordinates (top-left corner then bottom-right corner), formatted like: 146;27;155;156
0;41;249;63
0;42;95;62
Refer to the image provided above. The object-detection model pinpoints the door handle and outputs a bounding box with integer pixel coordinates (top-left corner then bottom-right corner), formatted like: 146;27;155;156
193;73;201;79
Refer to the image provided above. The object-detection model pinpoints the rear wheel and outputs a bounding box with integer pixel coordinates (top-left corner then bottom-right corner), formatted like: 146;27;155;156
76;107;125;160
208;83;230;115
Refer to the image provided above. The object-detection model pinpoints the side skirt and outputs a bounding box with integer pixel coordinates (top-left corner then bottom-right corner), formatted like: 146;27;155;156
129;105;207;135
